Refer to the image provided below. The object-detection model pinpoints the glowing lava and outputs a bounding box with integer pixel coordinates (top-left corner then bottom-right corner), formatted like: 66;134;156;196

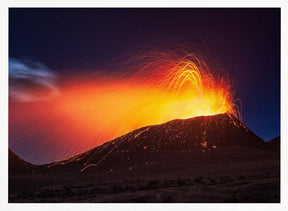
57;53;238;146
9;50;240;164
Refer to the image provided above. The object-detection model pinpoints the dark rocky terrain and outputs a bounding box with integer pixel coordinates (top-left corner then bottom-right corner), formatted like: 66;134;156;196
9;113;280;203
267;136;280;152
9;149;36;175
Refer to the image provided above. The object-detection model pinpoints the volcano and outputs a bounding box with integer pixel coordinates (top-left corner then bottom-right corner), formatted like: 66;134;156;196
44;113;266;173
9;113;280;203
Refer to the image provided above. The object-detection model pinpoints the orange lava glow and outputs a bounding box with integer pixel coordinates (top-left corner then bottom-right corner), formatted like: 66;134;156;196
57;54;238;146
9;51;239;163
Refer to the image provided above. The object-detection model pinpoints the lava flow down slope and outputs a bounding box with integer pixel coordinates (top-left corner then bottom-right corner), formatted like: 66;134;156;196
9;49;242;164
9;50;279;203
45;113;268;174
9;113;280;203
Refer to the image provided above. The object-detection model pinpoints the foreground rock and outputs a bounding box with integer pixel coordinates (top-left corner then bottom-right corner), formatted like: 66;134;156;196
9;113;280;202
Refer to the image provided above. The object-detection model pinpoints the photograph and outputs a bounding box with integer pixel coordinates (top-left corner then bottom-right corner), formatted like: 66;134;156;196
8;8;280;203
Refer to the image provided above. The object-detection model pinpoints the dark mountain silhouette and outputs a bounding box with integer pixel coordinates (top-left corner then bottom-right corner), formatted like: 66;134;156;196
43;112;268;173
9;149;35;175
267;136;280;151
9;113;280;203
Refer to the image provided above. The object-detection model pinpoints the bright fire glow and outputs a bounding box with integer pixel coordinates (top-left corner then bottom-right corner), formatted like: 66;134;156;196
57;54;238;145
9;51;239;164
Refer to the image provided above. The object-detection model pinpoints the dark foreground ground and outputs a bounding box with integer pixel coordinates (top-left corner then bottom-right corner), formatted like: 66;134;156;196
9;147;280;203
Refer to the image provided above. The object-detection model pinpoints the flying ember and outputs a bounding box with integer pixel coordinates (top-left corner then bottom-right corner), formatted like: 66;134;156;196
9;49;240;163
57;50;239;148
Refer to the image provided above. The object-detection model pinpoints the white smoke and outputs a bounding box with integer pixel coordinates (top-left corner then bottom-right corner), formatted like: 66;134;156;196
9;58;60;102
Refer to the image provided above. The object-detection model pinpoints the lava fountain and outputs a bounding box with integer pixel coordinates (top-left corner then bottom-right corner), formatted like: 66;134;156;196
9;49;240;163
57;50;239;145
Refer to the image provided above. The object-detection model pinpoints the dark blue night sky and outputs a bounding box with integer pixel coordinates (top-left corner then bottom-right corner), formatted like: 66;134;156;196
9;8;280;141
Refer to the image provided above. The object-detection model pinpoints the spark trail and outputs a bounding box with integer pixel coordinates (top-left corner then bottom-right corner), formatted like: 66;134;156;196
9;49;240;164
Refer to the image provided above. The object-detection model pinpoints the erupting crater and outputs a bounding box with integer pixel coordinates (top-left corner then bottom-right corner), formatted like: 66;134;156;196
58;51;240;145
